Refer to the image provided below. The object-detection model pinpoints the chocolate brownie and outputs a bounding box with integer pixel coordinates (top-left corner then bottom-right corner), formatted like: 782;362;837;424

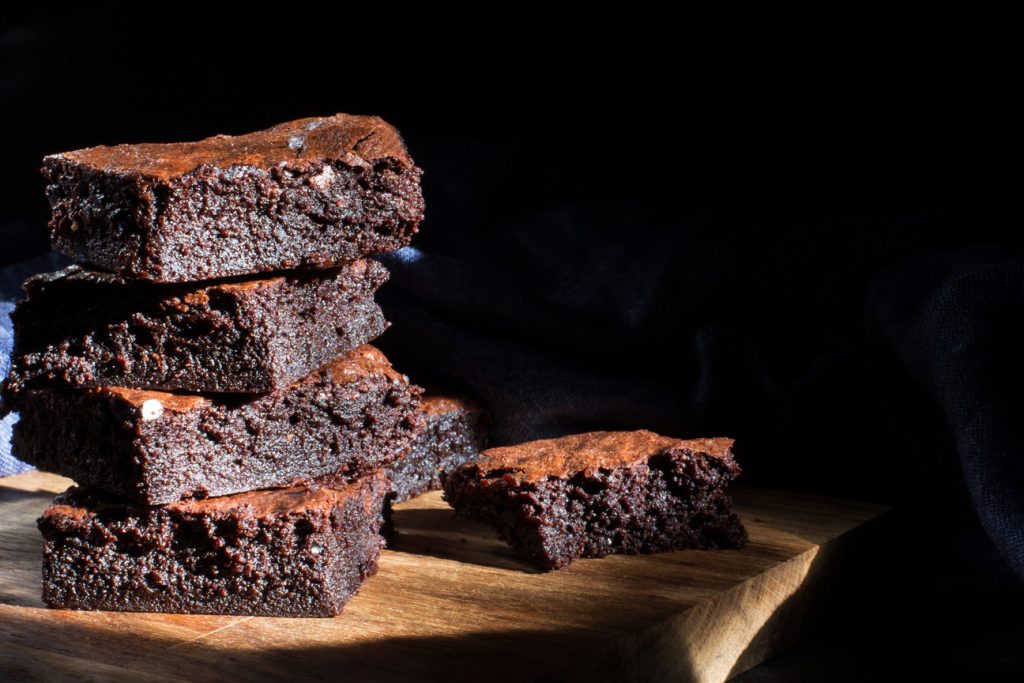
38;472;388;616
6;346;423;505
442;430;747;570
42;113;424;282
386;395;489;503
3;260;387;394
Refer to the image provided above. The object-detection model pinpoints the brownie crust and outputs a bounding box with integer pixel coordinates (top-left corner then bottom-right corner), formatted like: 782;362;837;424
8;346;423;504
39;473;388;617
4;260;388;394
386;395;489;504
43;113;424;281
443;430;747;570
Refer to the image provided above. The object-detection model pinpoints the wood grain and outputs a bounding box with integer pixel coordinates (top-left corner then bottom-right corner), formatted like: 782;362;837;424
0;471;886;683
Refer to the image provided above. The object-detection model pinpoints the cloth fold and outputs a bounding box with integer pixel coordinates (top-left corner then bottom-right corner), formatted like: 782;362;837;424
866;247;1024;579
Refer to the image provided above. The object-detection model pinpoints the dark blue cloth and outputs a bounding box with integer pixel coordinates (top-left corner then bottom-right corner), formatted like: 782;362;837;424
866;248;1024;579
0;299;25;476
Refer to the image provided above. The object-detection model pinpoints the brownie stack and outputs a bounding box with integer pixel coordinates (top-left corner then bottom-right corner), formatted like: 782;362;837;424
0;114;483;617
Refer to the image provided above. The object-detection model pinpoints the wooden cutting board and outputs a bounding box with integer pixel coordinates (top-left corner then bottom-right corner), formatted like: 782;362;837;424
0;470;886;683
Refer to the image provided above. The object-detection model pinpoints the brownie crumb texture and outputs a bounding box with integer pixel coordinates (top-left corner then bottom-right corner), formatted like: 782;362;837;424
8;345;424;504
5;259;388;393
38;474;389;617
443;430;747;570
386;395;490;504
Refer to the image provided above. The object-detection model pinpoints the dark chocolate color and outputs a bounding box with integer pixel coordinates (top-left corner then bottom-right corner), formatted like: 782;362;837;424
442;430;747;570
386;395;489;504
4;260;387;393
42;113;424;281
7;346;423;504
38;473;388;617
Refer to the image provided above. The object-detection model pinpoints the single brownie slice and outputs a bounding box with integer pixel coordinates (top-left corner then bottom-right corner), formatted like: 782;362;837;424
386;395;489;503
43;113;424;282
4;260;387;394
38;472;388;617
6;345;423;505
443;430;747;570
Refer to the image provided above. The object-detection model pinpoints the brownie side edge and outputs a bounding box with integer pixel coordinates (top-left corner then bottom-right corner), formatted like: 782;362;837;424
6;260;389;393
387;396;490;503
443;443;747;570
8;346;425;504
38;474;388;617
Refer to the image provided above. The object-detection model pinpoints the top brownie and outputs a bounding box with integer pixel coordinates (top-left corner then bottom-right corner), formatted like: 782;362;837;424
42;113;424;282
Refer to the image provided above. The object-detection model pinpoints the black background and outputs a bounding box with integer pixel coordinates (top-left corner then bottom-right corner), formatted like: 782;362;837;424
2;7;1023;679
